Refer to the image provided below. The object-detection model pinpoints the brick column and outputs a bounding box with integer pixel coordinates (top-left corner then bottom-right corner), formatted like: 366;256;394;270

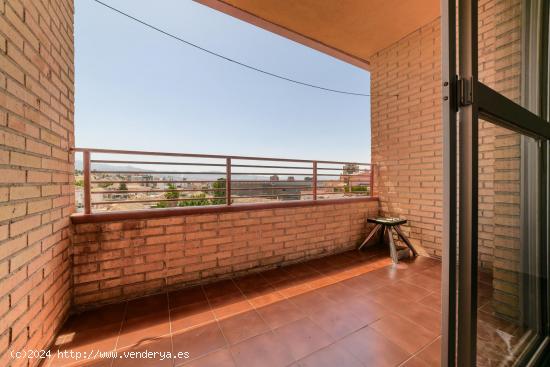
0;1;75;365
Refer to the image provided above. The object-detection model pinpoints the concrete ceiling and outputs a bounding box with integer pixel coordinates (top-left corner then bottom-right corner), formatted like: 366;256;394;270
196;0;440;70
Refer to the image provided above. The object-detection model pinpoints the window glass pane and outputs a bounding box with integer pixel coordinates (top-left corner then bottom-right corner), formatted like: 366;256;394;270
478;0;524;103
477;118;544;366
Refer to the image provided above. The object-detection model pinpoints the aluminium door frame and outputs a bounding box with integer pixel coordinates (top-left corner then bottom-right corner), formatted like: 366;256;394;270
441;0;550;365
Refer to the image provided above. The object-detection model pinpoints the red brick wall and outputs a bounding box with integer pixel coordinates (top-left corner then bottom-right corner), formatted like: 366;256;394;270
0;1;74;366
369;18;443;257
71;200;378;308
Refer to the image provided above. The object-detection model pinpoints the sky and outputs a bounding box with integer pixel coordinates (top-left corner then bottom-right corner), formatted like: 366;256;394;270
74;0;371;163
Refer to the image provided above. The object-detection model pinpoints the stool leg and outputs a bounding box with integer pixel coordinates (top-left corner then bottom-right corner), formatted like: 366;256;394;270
386;227;398;264
358;224;382;250
394;225;418;257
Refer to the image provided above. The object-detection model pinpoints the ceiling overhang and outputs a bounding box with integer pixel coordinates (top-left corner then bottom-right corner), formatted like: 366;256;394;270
195;0;440;70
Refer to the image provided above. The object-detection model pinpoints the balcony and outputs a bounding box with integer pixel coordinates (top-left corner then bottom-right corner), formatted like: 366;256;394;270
36;148;523;366
3;0;548;365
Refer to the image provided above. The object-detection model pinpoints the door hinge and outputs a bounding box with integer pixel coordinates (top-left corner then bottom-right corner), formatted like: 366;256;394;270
458;77;473;107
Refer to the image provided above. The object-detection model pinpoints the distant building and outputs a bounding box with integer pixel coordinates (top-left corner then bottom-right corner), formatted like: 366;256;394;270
232;180;303;201
340;170;371;188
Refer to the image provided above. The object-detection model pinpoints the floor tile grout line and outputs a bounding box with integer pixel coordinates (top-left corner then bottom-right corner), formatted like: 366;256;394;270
406;335;441;366
226;277;296;364
60;254;444;367
258;268;393;366
165;291;176;367
196;282;238;367
109;301;128;367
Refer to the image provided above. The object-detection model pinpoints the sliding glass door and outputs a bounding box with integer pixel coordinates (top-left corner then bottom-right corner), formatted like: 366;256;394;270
441;0;550;365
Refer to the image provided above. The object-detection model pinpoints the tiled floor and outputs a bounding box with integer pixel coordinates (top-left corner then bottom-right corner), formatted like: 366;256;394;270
48;246;445;367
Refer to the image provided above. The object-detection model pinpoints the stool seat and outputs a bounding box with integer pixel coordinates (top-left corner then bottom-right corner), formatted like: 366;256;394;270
359;216;417;264
367;217;407;226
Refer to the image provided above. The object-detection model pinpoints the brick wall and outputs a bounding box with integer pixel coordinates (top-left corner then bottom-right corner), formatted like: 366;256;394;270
0;1;74;366
369;17;443;257
369;2;521;281
71;200;379;308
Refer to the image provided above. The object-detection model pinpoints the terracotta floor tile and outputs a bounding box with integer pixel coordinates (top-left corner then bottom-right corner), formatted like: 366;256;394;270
297;344;363;367
53;323;120;352
114;336;172;367
117;313;171;349
208;293;253;319
314;283;360;303
370;261;429;282
172;323;226;364
245;288;286;308
233;274;271;293
125;294;168;320
170;302;215;333
255;299;305;329
49;324;120;366
416;337;441;366
308;302;364;339
230;332;295;367
236;281;275;299
287;291;336;315
419;265;442;279
402;272;441;293
218;310;270;345
183;348;235;367
203;280;241;300
290;271;325;284
335;297;388;326
273;318;333;360
64;303;126;332
274;281;312;298
396;303;441;334
338;272;390;293
400;257;441;271
362;287;415;313
384;281;433;302
305;275;339;290
337;327;409;367
48;356;114;367
370;314;437;354
260;268;295;284
168;286;207;309
283;263;320;278
418;292;441;312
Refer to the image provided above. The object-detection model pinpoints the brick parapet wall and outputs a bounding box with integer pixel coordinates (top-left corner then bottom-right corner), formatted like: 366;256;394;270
0;0;75;366
71;200;379;309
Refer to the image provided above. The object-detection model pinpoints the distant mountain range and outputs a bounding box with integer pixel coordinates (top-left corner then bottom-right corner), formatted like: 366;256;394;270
74;161;289;180
75;161;148;172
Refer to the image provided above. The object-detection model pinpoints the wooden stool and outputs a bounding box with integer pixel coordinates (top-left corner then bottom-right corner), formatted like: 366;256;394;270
358;217;418;264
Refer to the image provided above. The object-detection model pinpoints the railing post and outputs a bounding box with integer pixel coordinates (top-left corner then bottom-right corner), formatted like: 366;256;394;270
312;161;317;200
83;150;91;214
226;158;231;205
370;164;375;196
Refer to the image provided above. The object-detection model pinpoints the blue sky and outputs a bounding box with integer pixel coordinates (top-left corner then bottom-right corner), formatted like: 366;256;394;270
74;0;371;162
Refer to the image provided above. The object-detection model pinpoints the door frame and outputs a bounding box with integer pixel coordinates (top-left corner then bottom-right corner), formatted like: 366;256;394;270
441;0;550;365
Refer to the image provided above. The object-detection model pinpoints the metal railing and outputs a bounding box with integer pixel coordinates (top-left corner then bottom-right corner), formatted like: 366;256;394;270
73;148;375;214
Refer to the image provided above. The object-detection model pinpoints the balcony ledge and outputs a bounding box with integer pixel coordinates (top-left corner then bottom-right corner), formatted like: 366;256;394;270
70;196;379;224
